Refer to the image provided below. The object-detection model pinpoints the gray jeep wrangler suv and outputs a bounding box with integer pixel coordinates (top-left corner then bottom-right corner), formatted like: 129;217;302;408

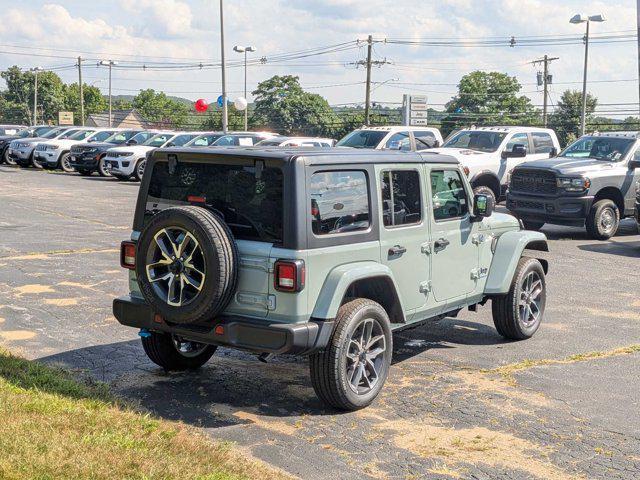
114;147;549;410
507;132;640;239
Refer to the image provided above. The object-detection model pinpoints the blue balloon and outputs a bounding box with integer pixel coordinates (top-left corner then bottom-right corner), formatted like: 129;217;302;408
217;95;224;108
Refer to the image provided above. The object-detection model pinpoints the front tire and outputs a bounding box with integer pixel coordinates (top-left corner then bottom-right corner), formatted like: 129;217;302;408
134;158;146;181
522;220;545;231
141;332;216;371
492;257;546;340
30;152;43;169
586;199;619;240
60;152;75;172
473;185;497;206
97;156;111;177
310;299;392;411
2;148;15;165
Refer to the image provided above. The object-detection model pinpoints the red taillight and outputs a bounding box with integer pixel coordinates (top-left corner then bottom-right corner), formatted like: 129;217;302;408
274;260;305;292
120;241;136;270
188;195;206;204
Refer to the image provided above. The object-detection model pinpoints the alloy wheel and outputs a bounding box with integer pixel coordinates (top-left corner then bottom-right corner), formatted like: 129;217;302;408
145;227;206;307
172;335;209;357
137;159;146;179
519;271;543;327
346;318;387;395
599;207;616;235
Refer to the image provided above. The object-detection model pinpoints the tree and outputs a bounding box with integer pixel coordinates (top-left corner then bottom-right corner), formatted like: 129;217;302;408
440;71;539;136
200;105;248;131
252;75;340;136
63;83;107;125
132;89;190;128
0;65;66;124
548;90;597;146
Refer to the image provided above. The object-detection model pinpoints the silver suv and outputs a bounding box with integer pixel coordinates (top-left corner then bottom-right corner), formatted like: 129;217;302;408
114;147;550;410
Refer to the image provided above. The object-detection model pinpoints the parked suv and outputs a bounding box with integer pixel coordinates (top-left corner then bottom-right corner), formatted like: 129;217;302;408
507;132;640;240
113;147;549;410
104;132;202;181
35;128;119;172
635;178;640;231
69;130;154;177
0;125;54;165
256;136;335;147
337;126;444;152
8;126;70;168
431;127;561;204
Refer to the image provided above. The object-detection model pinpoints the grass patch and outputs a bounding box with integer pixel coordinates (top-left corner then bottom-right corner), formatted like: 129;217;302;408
487;344;640;380
0;348;288;480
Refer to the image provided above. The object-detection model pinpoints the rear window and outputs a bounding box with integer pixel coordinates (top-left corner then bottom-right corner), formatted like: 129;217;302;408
146;161;283;243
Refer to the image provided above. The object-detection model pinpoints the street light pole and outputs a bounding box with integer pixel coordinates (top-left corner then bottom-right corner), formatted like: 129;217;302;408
571;14;605;136
31;67;41;126
98;60;118;127
234;45;256;131
220;0;228;134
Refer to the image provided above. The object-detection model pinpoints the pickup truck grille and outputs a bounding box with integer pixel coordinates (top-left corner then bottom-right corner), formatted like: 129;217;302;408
511;169;557;195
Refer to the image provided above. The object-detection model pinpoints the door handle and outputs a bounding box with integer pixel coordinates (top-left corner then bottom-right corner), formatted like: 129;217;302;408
433;238;450;252
388;245;407;256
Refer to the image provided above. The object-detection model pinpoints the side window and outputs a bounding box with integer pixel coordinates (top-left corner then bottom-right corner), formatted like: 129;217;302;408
192;137;209;146
532;133;555;154
430;170;469;221
634;148;640;161
505;133;529;153
384;132;412;151
380;170;422;227
310;170;370;235
414;131;437;151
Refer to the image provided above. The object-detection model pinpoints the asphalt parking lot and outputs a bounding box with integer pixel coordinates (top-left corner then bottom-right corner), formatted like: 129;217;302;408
0;165;639;480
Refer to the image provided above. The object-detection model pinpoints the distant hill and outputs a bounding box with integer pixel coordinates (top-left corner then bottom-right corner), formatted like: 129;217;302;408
106;94;194;106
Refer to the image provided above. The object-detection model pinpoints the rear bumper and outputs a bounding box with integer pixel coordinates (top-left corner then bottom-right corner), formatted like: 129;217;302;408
506;191;594;226
113;295;333;355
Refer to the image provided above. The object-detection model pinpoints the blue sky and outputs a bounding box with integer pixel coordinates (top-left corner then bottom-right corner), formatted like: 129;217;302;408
0;0;638;117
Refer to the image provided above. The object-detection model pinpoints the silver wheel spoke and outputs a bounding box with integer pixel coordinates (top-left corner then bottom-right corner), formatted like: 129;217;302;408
181;272;203;291
149;272;172;283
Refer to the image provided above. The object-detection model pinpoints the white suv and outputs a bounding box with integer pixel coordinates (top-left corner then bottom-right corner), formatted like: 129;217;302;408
104;131;201;181
431;126;561;203
35;128;119;172
336;126;444;151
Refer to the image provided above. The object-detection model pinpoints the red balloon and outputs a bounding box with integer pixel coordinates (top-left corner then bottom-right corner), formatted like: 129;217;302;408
194;98;208;112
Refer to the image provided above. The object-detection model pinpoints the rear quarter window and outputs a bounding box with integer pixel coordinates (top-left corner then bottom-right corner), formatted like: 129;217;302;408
146;160;284;244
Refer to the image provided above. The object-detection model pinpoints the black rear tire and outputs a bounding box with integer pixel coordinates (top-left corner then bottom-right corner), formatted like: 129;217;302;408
141;332;216;371
310;299;392;411
136;206;239;325
492;257;546;340
586;199;619;240
473;185;497;206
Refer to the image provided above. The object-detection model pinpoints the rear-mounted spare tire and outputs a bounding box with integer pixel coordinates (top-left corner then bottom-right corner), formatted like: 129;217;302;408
135;206;239;325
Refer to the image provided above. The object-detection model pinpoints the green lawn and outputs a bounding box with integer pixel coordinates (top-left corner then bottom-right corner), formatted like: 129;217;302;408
0;348;287;480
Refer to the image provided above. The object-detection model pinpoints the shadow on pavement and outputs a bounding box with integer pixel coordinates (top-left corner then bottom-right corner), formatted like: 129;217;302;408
578;239;640;257
37;317;506;426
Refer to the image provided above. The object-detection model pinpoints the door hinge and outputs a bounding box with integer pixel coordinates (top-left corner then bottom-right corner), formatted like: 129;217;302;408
419;281;432;294
472;234;485;245
421;243;431;255
470;267;488;280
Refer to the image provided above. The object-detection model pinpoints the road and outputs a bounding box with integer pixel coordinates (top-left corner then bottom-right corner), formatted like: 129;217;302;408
0;165;639;480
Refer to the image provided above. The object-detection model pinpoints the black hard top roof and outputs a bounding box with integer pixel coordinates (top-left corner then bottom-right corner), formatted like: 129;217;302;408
156;146;460;165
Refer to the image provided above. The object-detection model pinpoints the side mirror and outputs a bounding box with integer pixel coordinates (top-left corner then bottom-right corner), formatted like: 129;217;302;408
502;144;527;159
433;140;440;148
549;147;558;158
127;139;138;145
628;159;640;170
473;193;495;219
167;142;176;147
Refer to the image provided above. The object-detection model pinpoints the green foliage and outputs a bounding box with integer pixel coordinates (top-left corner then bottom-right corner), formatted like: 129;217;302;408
63;82;108;125
548;90;597;146
133;88;190;129
200;105;248;131
252;75;340;136
440;71;539;136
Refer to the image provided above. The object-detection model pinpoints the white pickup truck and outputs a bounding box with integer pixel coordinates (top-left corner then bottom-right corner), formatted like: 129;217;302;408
431;126;561;203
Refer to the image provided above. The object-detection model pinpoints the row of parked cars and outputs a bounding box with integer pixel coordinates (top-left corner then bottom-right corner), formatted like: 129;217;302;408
1;122;639;240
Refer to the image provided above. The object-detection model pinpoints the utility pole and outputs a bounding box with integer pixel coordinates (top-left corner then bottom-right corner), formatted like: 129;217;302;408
77;56;84;126
580;20;590;136
637;0;640;119
31;67;42;126
531;55;559;127
98;60;118;127
234;45;256;131
364;35;373;126
220;0;228;133
354;36;389;126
